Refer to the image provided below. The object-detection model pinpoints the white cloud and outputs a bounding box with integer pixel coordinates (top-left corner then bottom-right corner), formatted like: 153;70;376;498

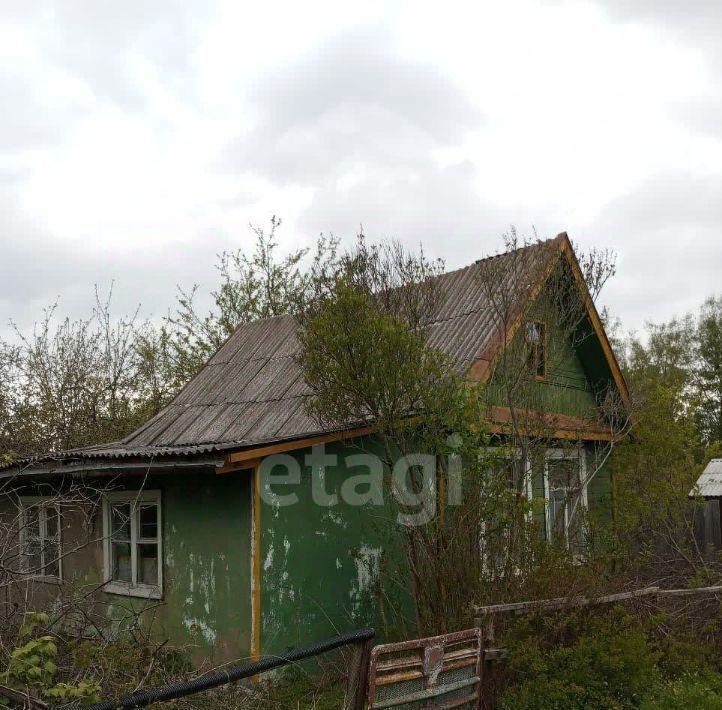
0;0;720;340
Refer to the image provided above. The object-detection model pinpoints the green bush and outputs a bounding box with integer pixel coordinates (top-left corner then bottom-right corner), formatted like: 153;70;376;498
640;672;722;710
499;609;660;710
0;612;101;706
498;607;722;710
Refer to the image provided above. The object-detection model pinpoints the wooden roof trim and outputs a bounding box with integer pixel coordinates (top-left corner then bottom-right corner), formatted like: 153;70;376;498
558;234;631;410
226;426;374;464
486;406;617;442
222;403;614;467
467;235;565;384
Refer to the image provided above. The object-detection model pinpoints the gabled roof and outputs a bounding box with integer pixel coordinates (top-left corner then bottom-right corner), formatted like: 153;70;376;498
691;459;722;498
2;234;628;474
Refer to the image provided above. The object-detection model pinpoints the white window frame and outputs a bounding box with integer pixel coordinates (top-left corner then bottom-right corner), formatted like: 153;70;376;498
480;447;534;576
103;491;162;599
19;497;63;582
543;448;588;548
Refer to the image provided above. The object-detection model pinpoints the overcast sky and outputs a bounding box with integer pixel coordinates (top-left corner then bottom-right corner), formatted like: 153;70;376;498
1;0;720;340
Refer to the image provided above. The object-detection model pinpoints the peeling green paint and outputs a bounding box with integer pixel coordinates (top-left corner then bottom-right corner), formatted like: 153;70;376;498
53;473;255;664
259;439;412;656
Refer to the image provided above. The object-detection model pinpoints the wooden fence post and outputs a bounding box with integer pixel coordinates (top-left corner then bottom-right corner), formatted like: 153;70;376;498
344;638;373;710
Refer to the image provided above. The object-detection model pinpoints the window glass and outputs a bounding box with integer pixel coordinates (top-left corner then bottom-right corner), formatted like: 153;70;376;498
25;507;40;537
106;496;160;593
21;502;61;579
26;538;42;575
138;505;158;540
45;507;59;538
483;454;529;577
111;504;131;540
137;544;159;585
546;456;583;547
44;541;60;578
112;542;132;583
524;321;546;378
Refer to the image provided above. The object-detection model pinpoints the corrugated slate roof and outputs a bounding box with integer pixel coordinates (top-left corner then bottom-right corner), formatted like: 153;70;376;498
2;237;560;473
691;459;722;498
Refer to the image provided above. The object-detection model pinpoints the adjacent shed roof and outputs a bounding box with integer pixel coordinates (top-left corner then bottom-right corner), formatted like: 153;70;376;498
691;459;722;498
2;233;624;475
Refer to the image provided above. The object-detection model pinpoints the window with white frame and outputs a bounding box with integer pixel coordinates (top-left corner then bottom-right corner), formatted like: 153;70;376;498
103;491;162;598
481;450;533;577
20;499;62;580
544;449;587;552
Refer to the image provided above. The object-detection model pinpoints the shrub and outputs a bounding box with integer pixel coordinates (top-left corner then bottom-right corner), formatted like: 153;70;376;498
498;605;722;710
498;609;661;710
640;672;722;710
0;612;101;706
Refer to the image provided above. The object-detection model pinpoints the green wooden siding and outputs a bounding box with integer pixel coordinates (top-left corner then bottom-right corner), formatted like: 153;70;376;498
485;292;600;419
586;444;613;520
259;438;412;656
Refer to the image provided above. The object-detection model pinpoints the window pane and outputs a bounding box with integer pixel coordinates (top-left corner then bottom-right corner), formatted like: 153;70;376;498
138;504;158;540
44;541;60;577
492;459;514;491
25;507;40;537
45;507;59;538
550;489;566;539
112;542;132;583
525;322;541;343
111;504;131;540
26;539;42;575
547;458;579;490
137;543;159;586
45;557;60;578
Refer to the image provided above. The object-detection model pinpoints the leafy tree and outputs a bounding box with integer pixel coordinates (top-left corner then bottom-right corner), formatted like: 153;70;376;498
0;290;164;460
611;314;712;583
298;236;492;633
164;216;339;383
0;218;343;460
0;612;101;707
697;296;722;445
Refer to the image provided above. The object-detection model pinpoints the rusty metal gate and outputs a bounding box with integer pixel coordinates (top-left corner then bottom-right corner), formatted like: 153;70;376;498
367;628;483;708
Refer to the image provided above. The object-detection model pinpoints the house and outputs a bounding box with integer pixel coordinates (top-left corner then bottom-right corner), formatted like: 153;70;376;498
691;459;722;552
0;233;630;663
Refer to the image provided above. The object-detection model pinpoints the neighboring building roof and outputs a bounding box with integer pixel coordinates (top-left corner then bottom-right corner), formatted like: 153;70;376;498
2;233;627;475
691;459;722;498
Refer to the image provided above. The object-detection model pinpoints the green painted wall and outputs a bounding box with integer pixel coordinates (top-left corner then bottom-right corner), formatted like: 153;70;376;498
259;438;412;656
257;435;615;656
59;473;253;664
586;444;613;521
159;473;253;661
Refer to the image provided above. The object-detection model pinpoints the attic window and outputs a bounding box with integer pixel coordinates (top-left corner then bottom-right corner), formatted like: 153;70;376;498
524;321;546;379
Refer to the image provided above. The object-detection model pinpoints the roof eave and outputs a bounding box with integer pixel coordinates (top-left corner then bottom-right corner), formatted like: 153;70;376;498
0;455;225;481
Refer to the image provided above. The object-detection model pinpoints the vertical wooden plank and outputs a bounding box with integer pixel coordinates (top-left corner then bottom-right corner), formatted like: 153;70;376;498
250;462;262;662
